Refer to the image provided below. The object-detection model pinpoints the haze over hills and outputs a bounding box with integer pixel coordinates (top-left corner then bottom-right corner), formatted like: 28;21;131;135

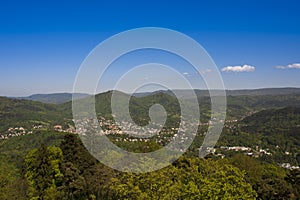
14;93;89;104
11;87;300;104
6;88;300;123
135;87;300;99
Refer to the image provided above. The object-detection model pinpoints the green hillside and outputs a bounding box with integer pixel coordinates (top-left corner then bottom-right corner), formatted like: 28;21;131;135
3;90;300;134
0;97;71;132
242;107;300;132
0;131;65;167
215;107;300;165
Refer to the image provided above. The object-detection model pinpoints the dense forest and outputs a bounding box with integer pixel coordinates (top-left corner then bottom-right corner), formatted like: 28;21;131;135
0;132;299;199
0;89;300;199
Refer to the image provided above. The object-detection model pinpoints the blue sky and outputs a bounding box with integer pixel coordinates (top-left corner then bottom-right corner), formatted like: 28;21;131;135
0;0;300;96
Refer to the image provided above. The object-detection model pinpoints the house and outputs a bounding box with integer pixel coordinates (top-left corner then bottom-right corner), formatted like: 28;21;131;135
54;125;63;132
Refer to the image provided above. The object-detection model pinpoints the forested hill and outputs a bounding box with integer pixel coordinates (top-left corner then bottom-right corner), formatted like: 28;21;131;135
237;107;300;166
0;97;70;132
61;89;300;119
241;106;300;134
242;107;300;126
3;90;300;131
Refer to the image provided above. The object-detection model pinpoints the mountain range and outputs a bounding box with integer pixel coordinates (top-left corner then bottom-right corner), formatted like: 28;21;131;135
0;88;299;132
12;87;300;104
0;87;300;166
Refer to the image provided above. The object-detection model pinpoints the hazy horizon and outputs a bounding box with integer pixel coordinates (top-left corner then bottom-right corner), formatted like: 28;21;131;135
4;86;300;98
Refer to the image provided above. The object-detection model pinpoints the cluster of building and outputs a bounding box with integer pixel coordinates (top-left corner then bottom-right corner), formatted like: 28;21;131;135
0;124;75;140
53;125;75;133
280;163;300;170
222;146;272;156
0;127;33;139
203;145;273;159
76;117;191;137
1;116;299;171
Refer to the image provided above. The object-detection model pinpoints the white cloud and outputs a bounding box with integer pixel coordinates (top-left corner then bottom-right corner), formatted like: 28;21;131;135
275;66;286;69
183;72;190;75
275;63;300;69
201;68;212;74
221;64;255;72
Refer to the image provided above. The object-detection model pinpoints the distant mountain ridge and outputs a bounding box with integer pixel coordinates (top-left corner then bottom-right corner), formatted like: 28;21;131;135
134;87;300;99
2;88;300;134
8;87;300;104
15;93;89;104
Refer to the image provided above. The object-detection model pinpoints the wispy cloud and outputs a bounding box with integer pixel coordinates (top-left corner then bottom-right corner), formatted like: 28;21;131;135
275;63;300;69
201;68;212;74
183;72;190;76
221;64;255;73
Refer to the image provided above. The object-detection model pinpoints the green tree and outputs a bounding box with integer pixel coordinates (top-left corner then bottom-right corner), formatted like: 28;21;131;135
230;154;297;199
84;163;118;199
0;159;27;200
59;162;86;200
285;169;300;198
60;134;97;174
25;144;63;200
110;157;257;199
59;133;98;199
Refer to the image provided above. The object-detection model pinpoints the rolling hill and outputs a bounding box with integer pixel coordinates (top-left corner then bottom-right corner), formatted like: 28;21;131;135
0;97;71;132
2;88;300;132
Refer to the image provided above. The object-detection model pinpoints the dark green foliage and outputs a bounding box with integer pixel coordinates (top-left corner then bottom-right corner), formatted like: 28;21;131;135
60;134;97;174
239;107;300;165
0;131;298;199
25;144;63;199
0;160;27;199
0;130;65;167
32;144;53;197
59;134;100;199
110;157;257;199
242;107;300;131
285;169;300;198
229;154;298;199
0;96;71;132
84;163;118;199
60;162;86;200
